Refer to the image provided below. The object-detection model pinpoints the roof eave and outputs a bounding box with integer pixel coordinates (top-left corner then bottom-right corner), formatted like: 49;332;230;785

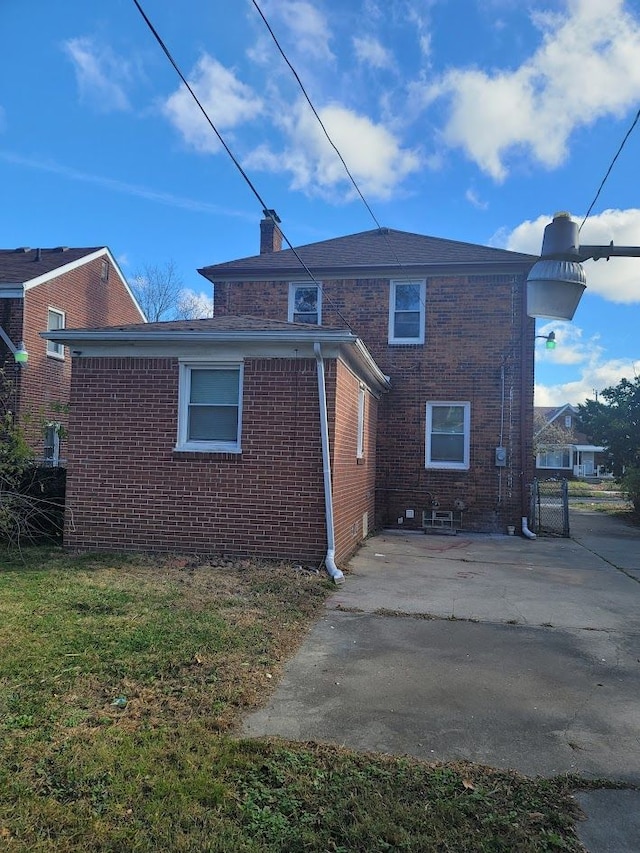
41;328;359;346
198;258;536;284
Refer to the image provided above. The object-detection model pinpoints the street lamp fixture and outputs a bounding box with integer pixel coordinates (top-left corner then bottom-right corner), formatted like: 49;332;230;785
526;212;640;320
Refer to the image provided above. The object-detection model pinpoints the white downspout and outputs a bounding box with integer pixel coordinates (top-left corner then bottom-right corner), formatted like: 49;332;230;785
521;517;537;539
314;343;345;584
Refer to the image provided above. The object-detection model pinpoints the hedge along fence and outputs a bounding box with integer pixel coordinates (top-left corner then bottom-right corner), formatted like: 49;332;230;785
0;465;66;545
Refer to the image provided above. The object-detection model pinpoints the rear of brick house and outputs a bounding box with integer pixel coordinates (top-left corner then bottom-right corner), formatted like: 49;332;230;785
45;219;538;567
201;218;538;536
47;318;388;568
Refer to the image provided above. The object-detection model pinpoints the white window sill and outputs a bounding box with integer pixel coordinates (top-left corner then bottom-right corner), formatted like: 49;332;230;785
174;443;241;454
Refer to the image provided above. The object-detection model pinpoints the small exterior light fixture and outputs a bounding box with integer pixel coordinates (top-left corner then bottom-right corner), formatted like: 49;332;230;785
13;342;29;364
535;331;556;350
0;325;28;365
527;212;640;320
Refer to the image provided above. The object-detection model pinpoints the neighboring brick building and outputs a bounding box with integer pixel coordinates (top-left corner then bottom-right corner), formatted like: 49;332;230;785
0;246;144;462
200;217;538;535
45;317;388;574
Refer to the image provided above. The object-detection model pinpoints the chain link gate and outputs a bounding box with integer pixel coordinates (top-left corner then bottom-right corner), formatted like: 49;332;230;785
530;478;570;537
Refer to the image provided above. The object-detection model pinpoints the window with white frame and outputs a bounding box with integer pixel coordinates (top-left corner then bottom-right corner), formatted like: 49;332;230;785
46;308;65;358
177;363;243;452
43;422;61;467
288;283;321;325
356;386;365;459
389;280;426;344
564;415;572;428
537;448;572;468
425;402;470;470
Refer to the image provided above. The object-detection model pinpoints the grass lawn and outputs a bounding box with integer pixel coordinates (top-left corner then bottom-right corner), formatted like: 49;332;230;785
0;547;595;851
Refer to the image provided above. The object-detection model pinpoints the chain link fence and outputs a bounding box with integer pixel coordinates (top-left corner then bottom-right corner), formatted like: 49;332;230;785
530;478;570;537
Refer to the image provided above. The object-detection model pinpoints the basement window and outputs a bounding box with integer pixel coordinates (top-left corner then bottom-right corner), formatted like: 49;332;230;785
46;308;65;359
425;402;470;470
177;363;243;453
289;283;321;325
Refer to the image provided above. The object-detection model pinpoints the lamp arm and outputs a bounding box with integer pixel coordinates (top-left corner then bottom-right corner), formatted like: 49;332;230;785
575;245;640;262
0;324;17;354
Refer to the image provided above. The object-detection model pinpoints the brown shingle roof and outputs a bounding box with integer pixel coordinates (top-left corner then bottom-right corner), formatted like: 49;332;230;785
58;315;347;335
0;247;104;283
199;227;537;281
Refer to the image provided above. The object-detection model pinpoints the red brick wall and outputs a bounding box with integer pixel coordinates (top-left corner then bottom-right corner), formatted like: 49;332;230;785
65;355;341;563
217;272;535;532
18;255;142;452
331;360;378;559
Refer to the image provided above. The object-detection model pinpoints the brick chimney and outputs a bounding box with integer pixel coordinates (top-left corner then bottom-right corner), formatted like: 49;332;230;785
260;209;282;254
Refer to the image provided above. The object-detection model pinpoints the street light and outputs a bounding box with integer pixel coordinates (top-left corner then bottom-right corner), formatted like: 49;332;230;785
527;212;640;320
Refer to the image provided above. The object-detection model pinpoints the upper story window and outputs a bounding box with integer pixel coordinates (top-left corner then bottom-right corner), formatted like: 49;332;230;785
289;283;321;325
389;280;426;344
101;259;110;282
46;308;65;359
177;363;243;453
425;402;470;470
564;415;572;428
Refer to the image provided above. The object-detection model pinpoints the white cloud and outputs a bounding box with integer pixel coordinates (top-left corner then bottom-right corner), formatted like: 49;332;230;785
162;55;263;153
534;321;639;406
465;188;488;210
430;0;640;179
63;37;132;112
500;208;640;304
353;35;394;70
258;0;334;61
244;99;421;200
535;357;639;406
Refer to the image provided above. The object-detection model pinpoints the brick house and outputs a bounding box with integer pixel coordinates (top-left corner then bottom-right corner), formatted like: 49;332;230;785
0;246;144;463
200;217;538;536
534;403;608;480
45;218;538;570
44;316;389;578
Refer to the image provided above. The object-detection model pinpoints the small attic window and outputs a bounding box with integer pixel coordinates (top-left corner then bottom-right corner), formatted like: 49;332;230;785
564;415;572;428
101;260;110;282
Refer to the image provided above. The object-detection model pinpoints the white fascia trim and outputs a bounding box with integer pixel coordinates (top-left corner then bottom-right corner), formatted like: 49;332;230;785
22;248;110;291
41;328;360;346
0;285;25;299
21;248;146;322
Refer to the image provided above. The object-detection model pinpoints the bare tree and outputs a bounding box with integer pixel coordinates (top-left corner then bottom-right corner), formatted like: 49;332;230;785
533;410;575;456
130;262;214;322
130;261;184;322
175;289;214;320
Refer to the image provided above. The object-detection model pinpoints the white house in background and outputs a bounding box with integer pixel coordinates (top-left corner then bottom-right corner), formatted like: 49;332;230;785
534;403;610;480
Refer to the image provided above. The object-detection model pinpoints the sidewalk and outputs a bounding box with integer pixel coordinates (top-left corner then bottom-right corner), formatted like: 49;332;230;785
243;509;640;851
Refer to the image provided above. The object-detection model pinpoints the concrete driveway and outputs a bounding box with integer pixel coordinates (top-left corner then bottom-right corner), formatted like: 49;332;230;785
242;510;640;785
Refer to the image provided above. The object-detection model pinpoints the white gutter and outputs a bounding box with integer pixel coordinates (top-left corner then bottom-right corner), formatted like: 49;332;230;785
314;342;345;585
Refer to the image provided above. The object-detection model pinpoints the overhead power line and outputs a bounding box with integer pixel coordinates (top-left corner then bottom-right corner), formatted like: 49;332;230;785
130;0;354;331
250;0;408;274
580;107;640;233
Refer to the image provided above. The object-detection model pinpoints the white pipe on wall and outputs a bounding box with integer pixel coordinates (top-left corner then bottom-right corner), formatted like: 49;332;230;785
314;343;345;584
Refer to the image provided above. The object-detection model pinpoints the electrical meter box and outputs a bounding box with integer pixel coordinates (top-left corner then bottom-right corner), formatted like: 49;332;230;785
495;447;507;467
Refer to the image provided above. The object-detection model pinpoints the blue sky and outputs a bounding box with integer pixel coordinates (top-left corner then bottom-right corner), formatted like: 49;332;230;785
2;0;639;406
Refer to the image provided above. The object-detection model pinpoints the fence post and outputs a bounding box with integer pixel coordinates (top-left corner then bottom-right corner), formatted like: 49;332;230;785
562;479;570;537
